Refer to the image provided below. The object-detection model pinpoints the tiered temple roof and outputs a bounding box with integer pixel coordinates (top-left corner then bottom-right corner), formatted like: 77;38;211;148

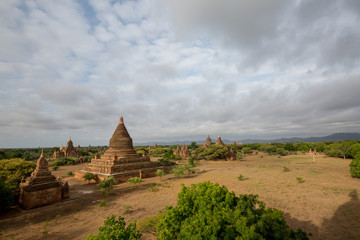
19;150;67;209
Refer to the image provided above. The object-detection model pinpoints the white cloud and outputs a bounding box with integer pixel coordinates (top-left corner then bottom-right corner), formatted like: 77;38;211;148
0;0;359;147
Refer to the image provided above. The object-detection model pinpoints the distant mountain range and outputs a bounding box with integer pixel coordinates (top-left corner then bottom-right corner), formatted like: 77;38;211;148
134;133;360;146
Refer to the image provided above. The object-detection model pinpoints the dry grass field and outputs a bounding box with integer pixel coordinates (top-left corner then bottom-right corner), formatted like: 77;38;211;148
0;153;359;240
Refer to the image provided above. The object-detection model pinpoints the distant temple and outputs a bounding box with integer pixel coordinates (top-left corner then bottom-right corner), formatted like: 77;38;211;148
19;150;69;209
53;137;79;158
202;135;213;147
76;117;160;182
215;135;225;146
180;144;191;159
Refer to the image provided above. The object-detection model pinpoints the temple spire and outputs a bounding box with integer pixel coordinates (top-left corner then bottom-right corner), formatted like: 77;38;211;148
119;116;124;124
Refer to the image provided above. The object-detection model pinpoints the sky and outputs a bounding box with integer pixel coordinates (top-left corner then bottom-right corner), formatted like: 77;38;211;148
1;0;360;148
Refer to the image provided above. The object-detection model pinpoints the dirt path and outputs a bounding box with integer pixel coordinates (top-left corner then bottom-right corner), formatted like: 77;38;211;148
1;154;359;240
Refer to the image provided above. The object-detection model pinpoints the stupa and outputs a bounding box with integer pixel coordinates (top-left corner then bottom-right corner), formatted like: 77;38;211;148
204;135;212;147
174;145;181;155
76;117;159;182
216;135;225;146
19;150;68;209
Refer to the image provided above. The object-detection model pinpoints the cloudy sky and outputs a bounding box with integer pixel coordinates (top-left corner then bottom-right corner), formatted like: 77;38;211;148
1;0;360;147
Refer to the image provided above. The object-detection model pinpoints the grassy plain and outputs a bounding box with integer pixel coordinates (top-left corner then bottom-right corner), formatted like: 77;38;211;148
0;153;359;239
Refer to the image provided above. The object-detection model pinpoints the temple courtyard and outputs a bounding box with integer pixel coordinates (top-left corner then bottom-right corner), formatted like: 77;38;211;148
0;154;359;240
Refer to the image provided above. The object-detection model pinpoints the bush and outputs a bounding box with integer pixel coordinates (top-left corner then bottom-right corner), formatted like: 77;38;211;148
350;153;360;178
157;181;308;240
99;200;107;207
163;150;180;161
53;157;80;167
127;177;143;185
149;147;169;157
98;177;117;195
83;172;96;184
138;211;165;235
156;169;166;178
0;158;36;191
86;215;141;240
196;145;228;160
157;158;176;166
237;174;247;181
188;157;195;167
66;171;73;176
170;166;185;178
276;148;287;156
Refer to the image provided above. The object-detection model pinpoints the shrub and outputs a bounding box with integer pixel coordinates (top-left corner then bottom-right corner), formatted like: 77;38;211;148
196;144;228;160
83;172;96;184
283;166;290;172
188;157;195;167
98;177;117;195
99;200;107;207
170;166;185;178
138;211;165;235
157;182;308;240
127;177;143;188
53;157;80;167
350;153;360;178
157;158;176;166
66;171;73;176
163;150;180;161
296;177;303;183
156;169;166;178
237;174;247;181
86;215;141;240
276;148;287;156
149;147;169;157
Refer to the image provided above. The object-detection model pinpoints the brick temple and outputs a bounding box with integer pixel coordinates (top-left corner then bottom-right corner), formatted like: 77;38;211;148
19;150;69;209
76;117;159;182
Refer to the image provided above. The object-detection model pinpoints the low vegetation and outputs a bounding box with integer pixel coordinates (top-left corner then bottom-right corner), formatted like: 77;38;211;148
85;215;141;240
83;172;96;184
157;181;308;239
98;177;117;195
350;153;360;178
127;177;143;188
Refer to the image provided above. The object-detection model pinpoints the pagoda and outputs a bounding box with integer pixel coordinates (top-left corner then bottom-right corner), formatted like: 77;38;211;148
19;150;68;209
204;135;212;147
76;117;159;182
216;135;225;146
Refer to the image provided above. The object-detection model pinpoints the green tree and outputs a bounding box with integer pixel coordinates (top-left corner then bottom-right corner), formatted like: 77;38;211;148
284;143;297;151
86;215;141;240
196;145;228;160
157;181;308;240
83;172;96;184
0;180;14;211
190;142;198;150
349;143;360;159
0;158;36;191
242;147;253;154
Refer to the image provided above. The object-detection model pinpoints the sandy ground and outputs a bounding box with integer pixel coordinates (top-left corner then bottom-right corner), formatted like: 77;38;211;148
0;153;360;240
